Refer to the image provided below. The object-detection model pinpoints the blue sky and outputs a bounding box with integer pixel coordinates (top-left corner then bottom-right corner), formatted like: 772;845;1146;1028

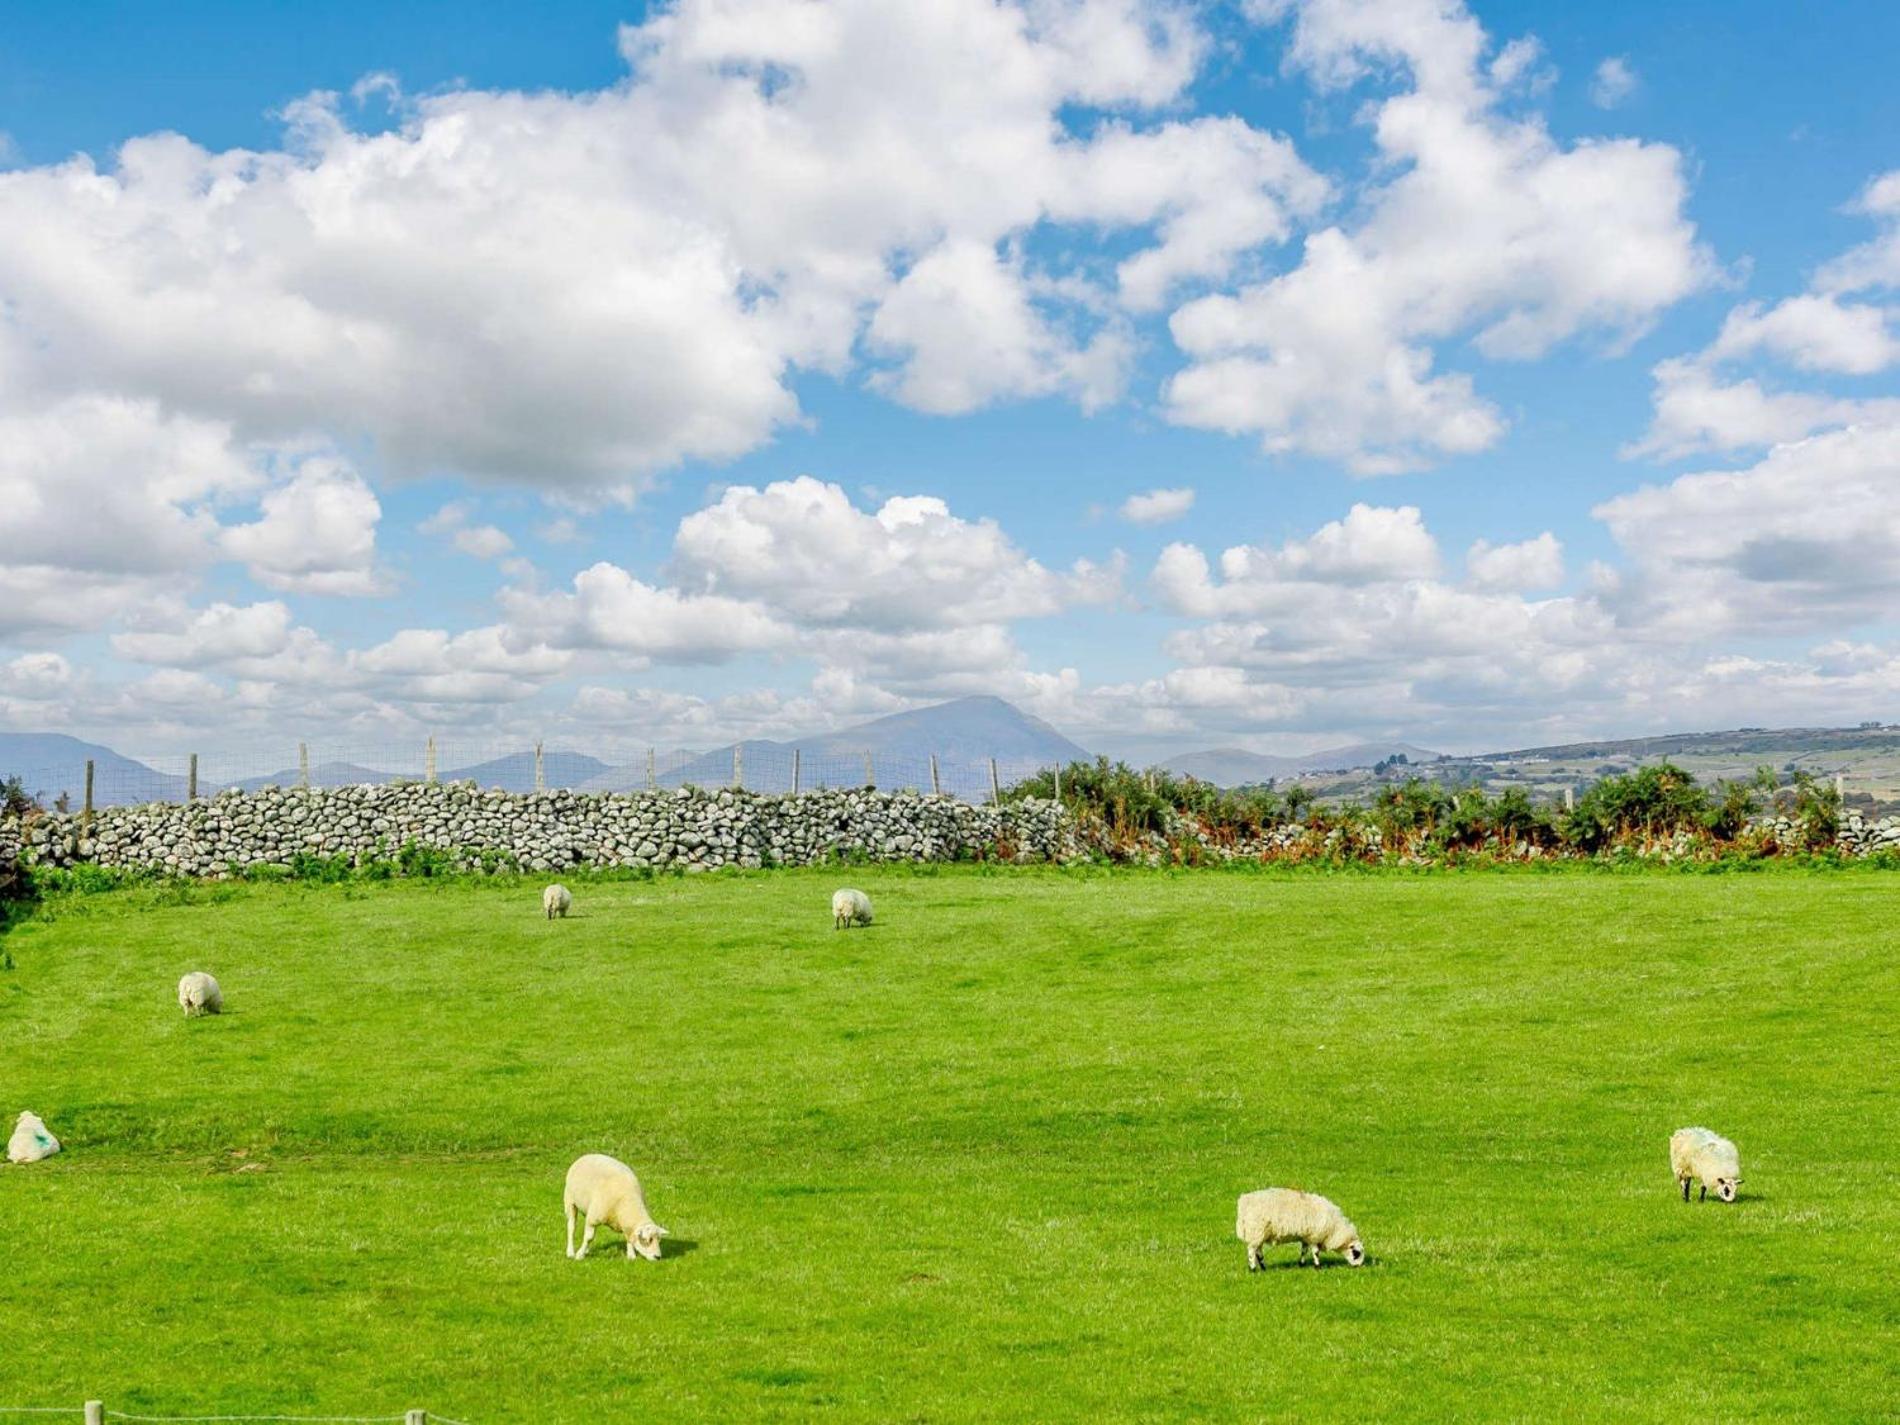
1;0;1897;762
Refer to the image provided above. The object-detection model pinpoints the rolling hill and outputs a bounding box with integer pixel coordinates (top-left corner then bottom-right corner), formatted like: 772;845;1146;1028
0;733;190;807
1162;741;1442;788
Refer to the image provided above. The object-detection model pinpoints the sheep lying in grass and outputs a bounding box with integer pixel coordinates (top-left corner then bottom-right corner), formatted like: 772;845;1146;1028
1237;1187;1365;1269
832;888;873;929
7;1111;60;1164
564;1153;669;1261
543;884;572;920
177;971;223;1017
1671;1127;1742;1203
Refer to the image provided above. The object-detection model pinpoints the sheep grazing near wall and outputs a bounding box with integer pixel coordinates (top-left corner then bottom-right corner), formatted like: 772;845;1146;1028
832;888;873;929
177;971;223;1016
1670;1127;1742;1203
564;1153;669;1261
1236;1187;1365;1269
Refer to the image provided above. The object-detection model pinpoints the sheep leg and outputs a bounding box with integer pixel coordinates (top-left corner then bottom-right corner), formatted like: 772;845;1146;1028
1246;1243;1261;1272
1680;1177;1690;1202
565;1203;577;1258
579;1218;597;1259
1698;1184;1706;1202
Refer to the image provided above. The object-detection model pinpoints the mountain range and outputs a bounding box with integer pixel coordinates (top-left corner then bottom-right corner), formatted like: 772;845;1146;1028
581;695;1090;793
14;708;1882;805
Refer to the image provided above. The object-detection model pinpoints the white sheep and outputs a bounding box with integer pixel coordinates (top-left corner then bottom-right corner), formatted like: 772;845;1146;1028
1237;1187;1365;1269
832;888;873;929
543;884;572;920
564;1153;669;1261
1670;1127;1742;1203
7;1111;61;1164
177;971;223;1017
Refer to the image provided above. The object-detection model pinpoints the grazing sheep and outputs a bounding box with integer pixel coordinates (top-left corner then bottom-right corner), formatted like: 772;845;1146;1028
1237;1187;1365;1269
1671;1127;1742;1203
543;884;572;920
564;1153;669;1261
7;1112;60;1164
177;971;223;1017
832;888;873;929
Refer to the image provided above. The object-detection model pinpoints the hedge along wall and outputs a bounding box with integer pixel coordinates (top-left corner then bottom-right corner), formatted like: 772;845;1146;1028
9;781;1080;877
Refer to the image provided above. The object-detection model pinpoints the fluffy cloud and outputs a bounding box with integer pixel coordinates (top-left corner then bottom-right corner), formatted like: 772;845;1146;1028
500;564;793;663
421;503;516;560
1119;486;1196;524
671;476;1121;630
865;241;1131;415
113;602;297;666
1154;503;1440;616
1589;57;1637;109
1596;423;1900;637
1816;170;1900;295
1633;169;1899;459
1167;0;1709;472
0;0;1323;495
1707;295;1898;376
0;653;74;701
0;398;259;636
1466;532;1563;591
222;457;387;595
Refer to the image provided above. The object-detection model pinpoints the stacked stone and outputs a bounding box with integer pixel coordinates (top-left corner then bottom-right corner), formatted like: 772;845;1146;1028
11;781;1077;876
1838;812;1900;856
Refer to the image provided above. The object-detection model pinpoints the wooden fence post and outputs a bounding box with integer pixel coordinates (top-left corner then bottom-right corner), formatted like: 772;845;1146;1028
1564;786;1575;812
83;759;95;835
299;742;310;790
929;753;940;797
1835;772;1846;801
988;758;1001;804
85;1404;104;1425
425;736;437;785
534;740;546;793
1054;763;1063;807
733;743;744;790
188;752;198;801
792;747;801;795
863;750;874;789
646;746;657;792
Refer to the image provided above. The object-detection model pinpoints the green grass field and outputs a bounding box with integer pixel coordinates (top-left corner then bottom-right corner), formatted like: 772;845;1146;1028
2;868;1896;1422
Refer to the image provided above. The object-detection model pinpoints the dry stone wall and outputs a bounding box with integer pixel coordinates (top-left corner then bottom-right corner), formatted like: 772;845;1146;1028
10;781;1079;876
4;782;1897;878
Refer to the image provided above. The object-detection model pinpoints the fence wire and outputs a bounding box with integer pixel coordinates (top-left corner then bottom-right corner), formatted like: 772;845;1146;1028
0;740;1062;811
0;1411;467;1424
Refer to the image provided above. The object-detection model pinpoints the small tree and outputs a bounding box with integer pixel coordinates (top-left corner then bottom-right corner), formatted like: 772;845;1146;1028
1;775;38;819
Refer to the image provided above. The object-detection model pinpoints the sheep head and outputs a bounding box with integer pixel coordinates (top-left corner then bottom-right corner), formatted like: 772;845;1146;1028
1345;1240;1366;1266
628;1222;669;1260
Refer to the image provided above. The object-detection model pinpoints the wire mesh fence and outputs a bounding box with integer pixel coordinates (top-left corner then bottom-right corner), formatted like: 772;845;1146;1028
0;739;1067;812
0;1409;469;1424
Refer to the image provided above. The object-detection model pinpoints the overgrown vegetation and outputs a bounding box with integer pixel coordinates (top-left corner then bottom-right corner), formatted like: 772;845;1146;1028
1009;757;1857;865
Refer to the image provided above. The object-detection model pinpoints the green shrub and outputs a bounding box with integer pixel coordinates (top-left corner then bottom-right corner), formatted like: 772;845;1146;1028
397;840;456;878
1561;762;1709;851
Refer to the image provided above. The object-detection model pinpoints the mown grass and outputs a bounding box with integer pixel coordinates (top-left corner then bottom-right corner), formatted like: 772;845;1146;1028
1;867;1895;1422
